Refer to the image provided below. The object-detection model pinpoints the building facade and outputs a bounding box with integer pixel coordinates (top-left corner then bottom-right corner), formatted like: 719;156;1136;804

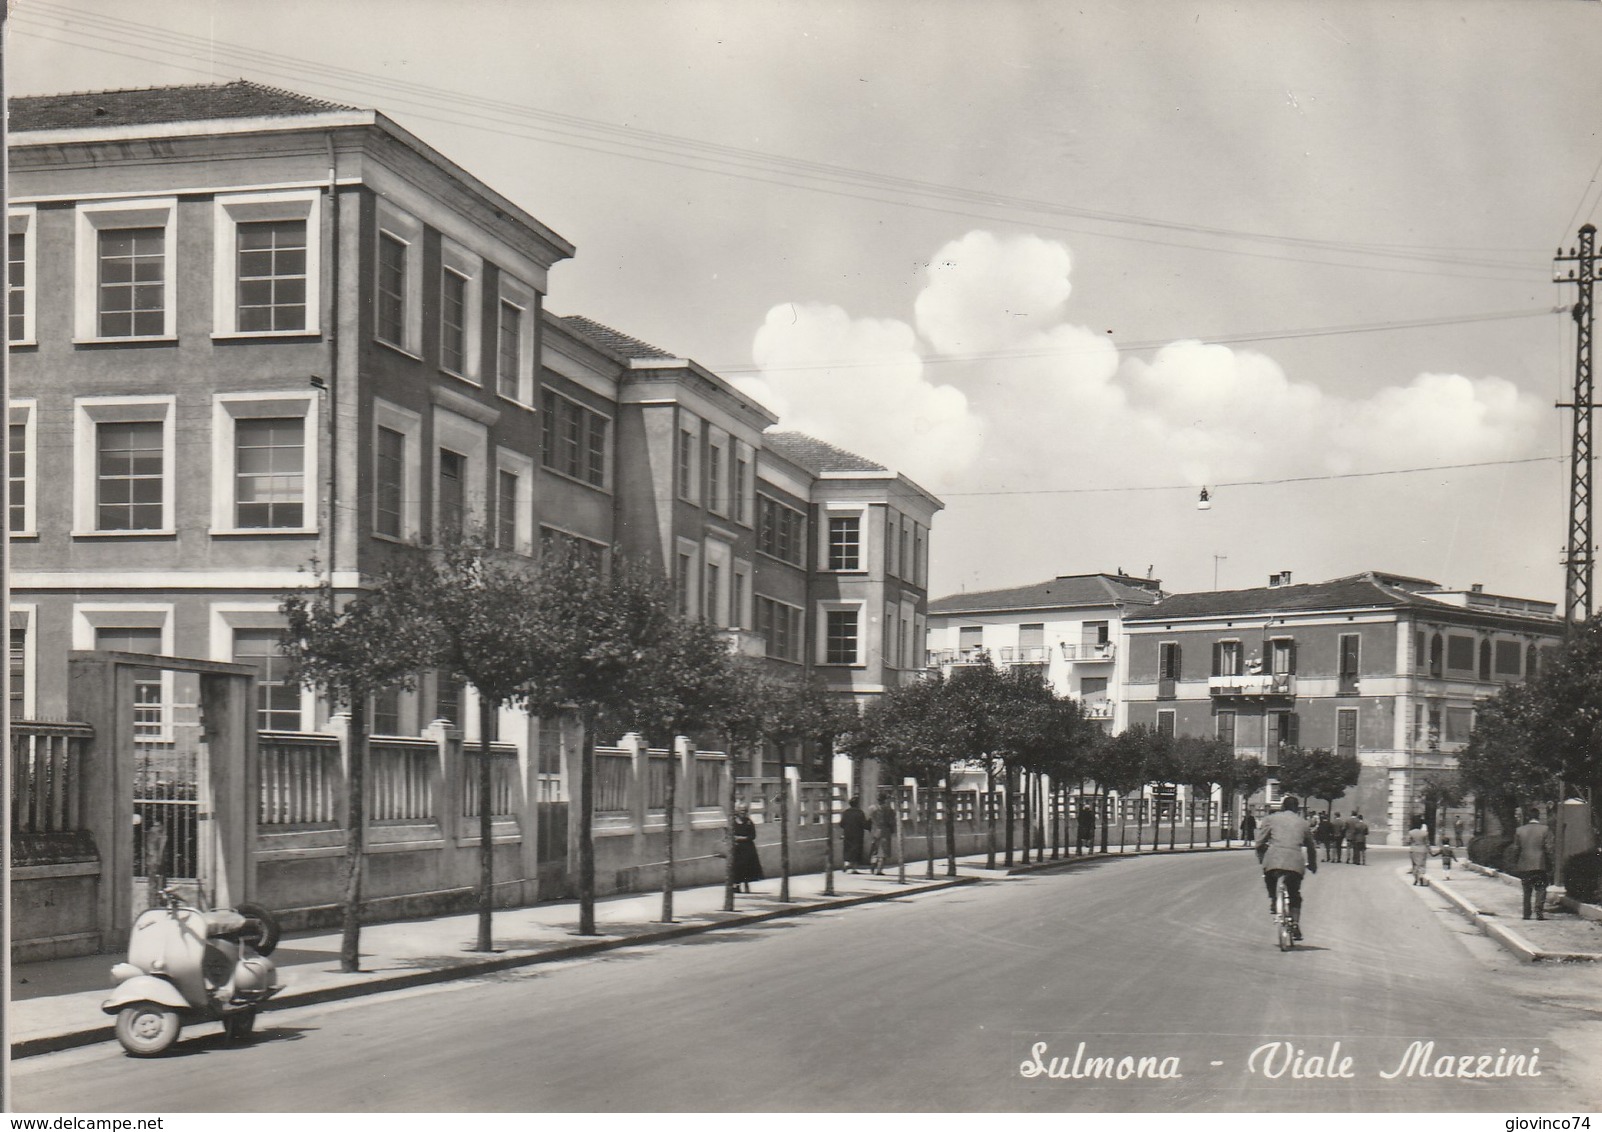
1121;571;1563;845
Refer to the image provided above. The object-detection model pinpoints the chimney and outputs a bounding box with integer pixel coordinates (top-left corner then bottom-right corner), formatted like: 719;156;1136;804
1268;571;1292;588
1471;583;1484;594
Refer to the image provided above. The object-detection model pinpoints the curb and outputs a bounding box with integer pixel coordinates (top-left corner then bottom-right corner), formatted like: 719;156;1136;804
1417;871;1602;964
11;875;976;1060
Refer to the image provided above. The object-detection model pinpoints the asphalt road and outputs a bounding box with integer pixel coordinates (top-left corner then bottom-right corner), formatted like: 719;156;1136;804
14;847;1602;1112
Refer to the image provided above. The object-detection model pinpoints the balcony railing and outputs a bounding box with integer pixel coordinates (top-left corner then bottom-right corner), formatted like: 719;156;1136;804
927;647;992;667
1082;700;1114;720
1207;673;1295;697
1060;642;1115;662
996;645;1051;665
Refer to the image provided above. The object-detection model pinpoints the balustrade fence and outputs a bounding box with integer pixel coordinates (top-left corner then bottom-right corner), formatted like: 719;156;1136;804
11;722;92;836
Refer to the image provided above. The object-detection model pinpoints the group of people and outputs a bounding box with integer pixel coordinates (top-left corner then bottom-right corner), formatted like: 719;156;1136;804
840;795;899;874
1313;810;1370;865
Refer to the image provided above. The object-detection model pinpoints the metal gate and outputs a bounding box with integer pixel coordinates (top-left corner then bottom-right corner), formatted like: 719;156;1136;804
130;668;207;897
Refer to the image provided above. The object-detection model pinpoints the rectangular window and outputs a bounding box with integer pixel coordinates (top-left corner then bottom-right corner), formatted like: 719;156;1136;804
540;389;609;488
375;426;405;538
1336;708;1358;760
1214;640;1242;676
9;421;25;533
440;268;468;374
756;495;805;566
497;469;519;550
1267;710;1299;758
826;609;859;665
236;219;307;332
1216;710;1236;748
1156;710;1176;738
95;627;163;738
233;628;300;731
1494;640;1523;677
1081;676;1109;697
757;597;802;662
886;512;899;578
733;456;748;523
537;720;563;776
498;300;522;400
376;232;407;347
1445;705;1474;744
98;228;164;338
436;672;463;726
8;617;25;720
1338;633;1360;694
678;428;695;500
372;687;401;737
1270;638;1296;675
708;444;724;514
732;571;746;629
705;563;720;625
828;516;861;571
97;421;164;530
8;231;25;343
959;625;983;654
234;418;305;528
1159;641;1182;678
678;552;692;616
438;449;466;540
1446;634;1475;672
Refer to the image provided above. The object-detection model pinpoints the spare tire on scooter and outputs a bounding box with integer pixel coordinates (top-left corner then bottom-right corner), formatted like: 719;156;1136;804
234;902;280;956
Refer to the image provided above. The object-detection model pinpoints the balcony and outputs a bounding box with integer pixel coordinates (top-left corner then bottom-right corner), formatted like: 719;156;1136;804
1208;673;1295;698
1082;700;1114;720
995;645;1051;667
1060;642;1115;662
927;647;991;667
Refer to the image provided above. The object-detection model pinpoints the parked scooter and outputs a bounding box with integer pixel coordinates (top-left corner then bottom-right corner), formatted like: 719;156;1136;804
102;886;282;1056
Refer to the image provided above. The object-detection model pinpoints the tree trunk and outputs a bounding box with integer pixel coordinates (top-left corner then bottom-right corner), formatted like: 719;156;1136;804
724;736;738;913
1021;769;1032;867
895;784;907;884
944;780;957;876
1101;787;1111;854
823;780;836;897
578;706;598;935
340;697;368;973
925;784;936;879
1169;789;1177;851
1004;765;1016;867
779;756;791;902
474;696;496;952
661;741;677;923
985;762;997;869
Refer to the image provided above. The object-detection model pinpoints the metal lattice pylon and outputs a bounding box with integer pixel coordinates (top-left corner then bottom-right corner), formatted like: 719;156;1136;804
1556;224;1597;626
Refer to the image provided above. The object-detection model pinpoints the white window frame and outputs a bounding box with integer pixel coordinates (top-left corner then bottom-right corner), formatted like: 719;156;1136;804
496;274;536;406
677;537;702;619
374;201;423;357
9;399;37;537
821;503;868;572
73;602;175;741
704;538;733;629
706;426;730;518
372;398;423;543
1156;709;1176;738
677;414;701;505
212;189;321;338
438;238;483;382
209;602;314;732
494;446;535;555
210;392;319;535
73;395;177;536
732;440;754;527
9;206;37;346
732;558;752;630
9;604;37;720
818;599;866;667
432;407;488;542
74;197;178;343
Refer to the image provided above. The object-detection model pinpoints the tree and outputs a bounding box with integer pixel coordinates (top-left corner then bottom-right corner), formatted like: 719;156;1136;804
718;658;777;911
1516;618;1602;826
1218;755;1269;840
1174;734;1234;846
396;531;548;952
852;672;959;877
1460;681;1552;834
1277;746;1360;815
1415;770;1466;841
1086;726;1151;853
279;574;435;972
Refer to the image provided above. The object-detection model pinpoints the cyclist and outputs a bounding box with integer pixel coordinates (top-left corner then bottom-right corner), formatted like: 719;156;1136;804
1255;795;1318;941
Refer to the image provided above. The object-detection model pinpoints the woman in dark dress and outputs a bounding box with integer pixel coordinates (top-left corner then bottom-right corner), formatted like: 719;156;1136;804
731;807;764;893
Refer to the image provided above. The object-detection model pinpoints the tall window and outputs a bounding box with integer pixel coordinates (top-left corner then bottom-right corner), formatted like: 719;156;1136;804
376;232;407;347
497;470;519;550
437;449;466;539
1336;708;1358;760
731;572;746;629
828;516;861;571
9;618;26;719
234;418;305;528
236;219;307;332
708;444;724;514
375;426;405;538
9;421;25;533
677;553;693;616
677;428;695;500
1216;710;1236;748
757;597;802;662
733;455;748;523
826;609;859;665
497;300;522;399
1156;710;1176;738
372;687;401;736
886;512;899;577
8;231;25;343
95;627;163;738
440;268;468;374
1159;642;1182;678
97;421;164;530
233;628;299;731
98;228;165;337
435;673;463;726
1214;640;1242;676
1338;634;1360;694
705;563;721;625
540;390;609;488
757;495;805;565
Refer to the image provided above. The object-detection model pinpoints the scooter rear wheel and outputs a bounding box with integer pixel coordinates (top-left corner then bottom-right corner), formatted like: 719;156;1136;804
234;902;280;956
115;1004;181;1057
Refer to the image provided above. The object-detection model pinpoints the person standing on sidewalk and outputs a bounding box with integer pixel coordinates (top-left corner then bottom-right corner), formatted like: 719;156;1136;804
731;806;764;894
1453;813;1465;848
1511;807;1555;920
1437;834;1456;873
1406;816;1432;885
1241;809;1257;845
869;793;897;875
1349;812;1368;865
840;796;871;874
1077;803;1096;853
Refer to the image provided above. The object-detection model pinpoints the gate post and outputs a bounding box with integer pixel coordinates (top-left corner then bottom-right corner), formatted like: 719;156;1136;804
199;670;258;910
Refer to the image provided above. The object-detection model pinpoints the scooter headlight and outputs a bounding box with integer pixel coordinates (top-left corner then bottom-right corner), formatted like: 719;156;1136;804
110;963;141;982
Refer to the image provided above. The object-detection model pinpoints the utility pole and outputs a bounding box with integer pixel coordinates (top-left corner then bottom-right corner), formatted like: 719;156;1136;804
1555;224;1597;627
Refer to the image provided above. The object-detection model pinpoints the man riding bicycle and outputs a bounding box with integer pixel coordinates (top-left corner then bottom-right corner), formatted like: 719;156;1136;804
1255;795;1318;941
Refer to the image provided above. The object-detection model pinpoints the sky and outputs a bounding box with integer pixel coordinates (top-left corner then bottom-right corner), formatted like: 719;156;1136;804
12;0;1602;603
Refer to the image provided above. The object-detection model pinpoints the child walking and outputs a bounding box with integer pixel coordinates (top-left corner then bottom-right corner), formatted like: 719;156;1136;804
1438;835;1456;872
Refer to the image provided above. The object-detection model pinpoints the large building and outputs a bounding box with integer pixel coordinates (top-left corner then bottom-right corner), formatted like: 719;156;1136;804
6;81;939;790
1121;570;1564;844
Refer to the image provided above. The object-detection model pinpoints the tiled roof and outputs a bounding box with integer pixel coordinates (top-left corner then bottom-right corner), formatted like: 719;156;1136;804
558;315;677;360
10;80;359;133
1125;573;1423;621
929;574;1164;616
762;432;886;474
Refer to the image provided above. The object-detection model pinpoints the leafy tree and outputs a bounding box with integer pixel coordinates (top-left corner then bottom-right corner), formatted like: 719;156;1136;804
1519;618;1602;820
1219;755;1269;840
718;658;778;910
764;673;855;899
1086;725;1151;853
853;672;961;877
1415;770;1466;841
279;574;435;972
1277;746;1360;815
1174;734;1235;845
1460;681;1553;834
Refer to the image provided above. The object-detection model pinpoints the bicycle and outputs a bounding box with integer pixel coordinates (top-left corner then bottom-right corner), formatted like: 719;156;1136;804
1274;873;1295;951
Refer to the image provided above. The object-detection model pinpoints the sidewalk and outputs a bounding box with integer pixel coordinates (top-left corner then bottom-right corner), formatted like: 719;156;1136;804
1412;855;1602;962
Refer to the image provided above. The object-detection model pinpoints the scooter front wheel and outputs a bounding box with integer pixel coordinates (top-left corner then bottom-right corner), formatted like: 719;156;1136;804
115;1004;181;1057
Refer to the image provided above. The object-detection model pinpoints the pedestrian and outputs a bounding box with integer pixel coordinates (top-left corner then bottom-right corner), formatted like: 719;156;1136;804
1453;813;1465;848
1241;809;1258;845
1349;812;1368;865
1317;811;1335;862
1076;803;1096;853
1438;834;1456;872
839;795;871;873
1406;815;1431;885
1331;811;1346;863
1510;807;1555;921
730;805;764;894
869;792;898;875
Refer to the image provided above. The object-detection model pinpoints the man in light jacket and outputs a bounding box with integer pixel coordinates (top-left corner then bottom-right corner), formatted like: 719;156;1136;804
1511;808;1555;920
1255;796;1319;941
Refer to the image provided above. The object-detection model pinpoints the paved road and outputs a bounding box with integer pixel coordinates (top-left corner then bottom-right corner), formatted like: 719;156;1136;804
14;847;1602;1112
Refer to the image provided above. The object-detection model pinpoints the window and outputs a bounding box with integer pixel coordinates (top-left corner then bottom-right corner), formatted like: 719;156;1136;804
373;203;423;354
539;526;607;572
497;469;519;550
1213;640;1242;676
708;439;725;515
828;515;861;571
8;207;35;345
375;427;406;538
677;552;693;616
1269;638;1296;675
1156;710;1176;738
1445;705;1474;744
733;451;749;524
1478;639;1492;681
1429;633;1443;677
1526;644;1539;680
1338;633;1360;695
757;596;803;662
372;687;402;736
1494;640;1522;678
440;268;468;375
825;608;860;665
705;563;721;625
537;718;563;776
9;400;35;535
540;389;609;488
732;570;747;629
1446;634;1475;672
437;449;466;540
98;228;165;338
435;672;463;726
1267;711;1298;759
1336;708;1357;760
886;511;899;578
212;190;319;337
1081;676;1109;698
1416;630;1427;675
677;426;698;503
233;628;300;731
97;421;164;531
235;220;308;333
498;300;523;400
95;626;165;739
1159;641;1182;678
233;418;305;528
376;232;408;347
959;625;983;655
9;610;32;720
757;495;805;565
1216;710;1236;749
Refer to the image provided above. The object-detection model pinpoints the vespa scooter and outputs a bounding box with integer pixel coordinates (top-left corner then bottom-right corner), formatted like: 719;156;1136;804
102;886;282;1056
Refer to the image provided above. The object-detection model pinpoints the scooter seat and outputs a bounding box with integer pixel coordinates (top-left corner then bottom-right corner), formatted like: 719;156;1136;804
200;909;249;938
